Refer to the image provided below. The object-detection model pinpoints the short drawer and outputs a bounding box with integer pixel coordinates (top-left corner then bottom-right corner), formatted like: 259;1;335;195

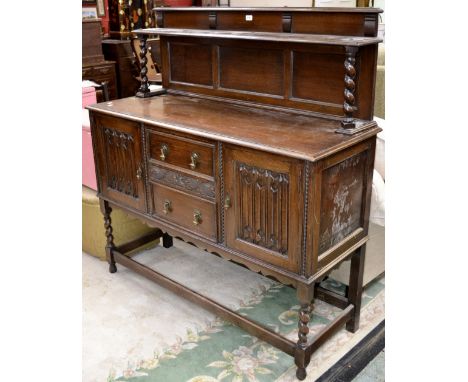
151;183;216;240
148;130;215;177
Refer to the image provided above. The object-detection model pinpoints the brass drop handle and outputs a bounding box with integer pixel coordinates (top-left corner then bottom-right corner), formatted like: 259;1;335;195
193;210;202;225
163;200;172;214
136;164;142;180
224;194;231;210
160;143;169;161
189;152;200;170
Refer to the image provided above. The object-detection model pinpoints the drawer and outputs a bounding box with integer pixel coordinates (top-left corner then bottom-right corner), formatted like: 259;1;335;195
151;183;216;240
148;130;215;177
94;65;114;76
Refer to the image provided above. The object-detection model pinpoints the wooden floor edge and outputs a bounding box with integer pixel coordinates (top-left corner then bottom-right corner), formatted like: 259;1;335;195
316;319;385;382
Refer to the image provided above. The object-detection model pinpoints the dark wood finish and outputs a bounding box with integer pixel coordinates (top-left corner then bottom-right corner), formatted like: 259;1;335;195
115;229;163;254
295;301;313;380
136;32;380;120
157;8;383;37
223;145;303;273
91;114;146;211
100;199;117;273
148;164;216;200
315;284;349;310
82;61;118;100
88;95;380;162
147;28;382;46
83;19;105;65
305;304;355;357
88;8;383;380
162;232;173;248
82;20;119;100
147;128;215;177
346;246;366;332
136;7;382;123
151;183;217;241
102;39;140;98
135;35;166;98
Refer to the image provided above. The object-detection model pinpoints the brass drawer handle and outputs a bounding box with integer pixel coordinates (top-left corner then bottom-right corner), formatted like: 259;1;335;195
224;194;231;210
136;164;142;180
193;210;202;225
189;152;200;170
160;143;169;161
163;200;172;214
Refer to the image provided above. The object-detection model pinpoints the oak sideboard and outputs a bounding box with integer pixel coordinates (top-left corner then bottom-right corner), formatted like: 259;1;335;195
87;7;383;380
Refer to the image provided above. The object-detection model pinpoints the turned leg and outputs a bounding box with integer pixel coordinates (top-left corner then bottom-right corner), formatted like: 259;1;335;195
100;199;117;273
294;283;314;380
162;232;173;248
346;245;366;332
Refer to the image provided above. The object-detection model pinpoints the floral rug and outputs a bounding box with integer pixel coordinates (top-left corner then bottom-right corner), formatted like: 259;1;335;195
83;241;384;382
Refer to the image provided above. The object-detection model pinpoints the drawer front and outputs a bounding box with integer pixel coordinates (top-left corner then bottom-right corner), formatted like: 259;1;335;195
93;65;114;76
148;130;214;177
151;183;217;240
148;164;216;201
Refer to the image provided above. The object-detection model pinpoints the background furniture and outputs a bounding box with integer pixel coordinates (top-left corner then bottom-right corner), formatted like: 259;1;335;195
102;39;140;98
82;19;118;100
88;7;383;380
108;0;155;39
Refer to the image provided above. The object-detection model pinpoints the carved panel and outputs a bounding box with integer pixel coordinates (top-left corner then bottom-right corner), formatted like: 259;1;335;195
92;113;145;212
103;127;139;198
319;151;366;253
148;165;215;200
235;162;289;256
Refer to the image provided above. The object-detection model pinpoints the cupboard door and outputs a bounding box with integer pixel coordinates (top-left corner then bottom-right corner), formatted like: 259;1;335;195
92;113;146;212
223;146;303;273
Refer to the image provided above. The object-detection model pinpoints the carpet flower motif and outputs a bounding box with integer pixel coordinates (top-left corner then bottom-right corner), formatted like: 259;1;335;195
207;345;278;382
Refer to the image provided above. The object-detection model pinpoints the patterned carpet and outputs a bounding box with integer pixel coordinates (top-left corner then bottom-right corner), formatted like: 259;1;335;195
83;240;385;382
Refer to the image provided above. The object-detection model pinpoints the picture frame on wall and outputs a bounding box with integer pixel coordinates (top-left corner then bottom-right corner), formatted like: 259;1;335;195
96;0;105;17
82;6;98;19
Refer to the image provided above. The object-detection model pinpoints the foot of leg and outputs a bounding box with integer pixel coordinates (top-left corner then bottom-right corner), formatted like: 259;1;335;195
296;365;307;380
294;299;313;380
346;245;366;333
101;200;117;273
162;232;173;248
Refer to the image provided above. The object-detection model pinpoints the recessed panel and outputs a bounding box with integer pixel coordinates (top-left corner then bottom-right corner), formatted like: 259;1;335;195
292;51;344;105
170;43;213;86
220;46;284;96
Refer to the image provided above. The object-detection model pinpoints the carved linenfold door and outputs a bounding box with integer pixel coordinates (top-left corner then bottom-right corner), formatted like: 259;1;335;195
92;114;146;212
223;146;303;273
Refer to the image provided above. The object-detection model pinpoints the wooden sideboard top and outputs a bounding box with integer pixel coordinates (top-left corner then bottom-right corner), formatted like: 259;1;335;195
87;94;380;162
135;28;382;46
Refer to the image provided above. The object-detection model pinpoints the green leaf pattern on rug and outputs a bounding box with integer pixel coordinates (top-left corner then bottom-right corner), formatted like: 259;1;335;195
207;344;278;382
111;277;384;382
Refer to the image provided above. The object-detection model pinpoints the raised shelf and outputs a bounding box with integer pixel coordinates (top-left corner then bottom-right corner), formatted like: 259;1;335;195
134;28;382;46
152;7;383;14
